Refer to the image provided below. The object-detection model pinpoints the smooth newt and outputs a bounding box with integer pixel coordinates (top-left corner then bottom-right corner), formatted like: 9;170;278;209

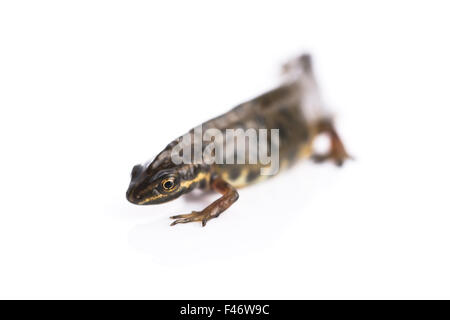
126;54;351;226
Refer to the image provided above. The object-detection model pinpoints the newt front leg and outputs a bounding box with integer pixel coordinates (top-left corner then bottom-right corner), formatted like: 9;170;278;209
170;176;239;227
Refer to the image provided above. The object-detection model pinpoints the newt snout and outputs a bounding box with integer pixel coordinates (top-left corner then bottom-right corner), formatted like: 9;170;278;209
126;184;140;204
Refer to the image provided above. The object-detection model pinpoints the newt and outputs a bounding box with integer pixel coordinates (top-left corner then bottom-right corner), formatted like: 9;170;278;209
126;54;351;226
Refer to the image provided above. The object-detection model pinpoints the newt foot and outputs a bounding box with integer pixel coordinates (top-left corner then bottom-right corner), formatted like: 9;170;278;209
170;210;215;227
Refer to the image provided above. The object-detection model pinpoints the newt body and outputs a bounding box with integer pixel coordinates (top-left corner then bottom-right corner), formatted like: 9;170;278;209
126;54;350;226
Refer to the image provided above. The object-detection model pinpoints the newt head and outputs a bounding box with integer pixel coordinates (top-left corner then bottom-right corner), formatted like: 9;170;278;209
126;160;186;205
127;151;191;205
126;146;209;205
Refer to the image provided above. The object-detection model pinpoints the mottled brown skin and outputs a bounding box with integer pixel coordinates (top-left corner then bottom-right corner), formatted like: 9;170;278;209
126;54;351;226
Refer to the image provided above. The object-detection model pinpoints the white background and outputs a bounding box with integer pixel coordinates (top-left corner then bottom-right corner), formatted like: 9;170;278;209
1;1;449;299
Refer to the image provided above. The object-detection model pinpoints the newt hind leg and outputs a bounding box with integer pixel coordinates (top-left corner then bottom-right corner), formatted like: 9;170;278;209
311;118;352;167
170;177;239;227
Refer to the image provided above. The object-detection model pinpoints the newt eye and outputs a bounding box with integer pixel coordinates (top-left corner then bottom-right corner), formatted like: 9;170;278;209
161;177;176;191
